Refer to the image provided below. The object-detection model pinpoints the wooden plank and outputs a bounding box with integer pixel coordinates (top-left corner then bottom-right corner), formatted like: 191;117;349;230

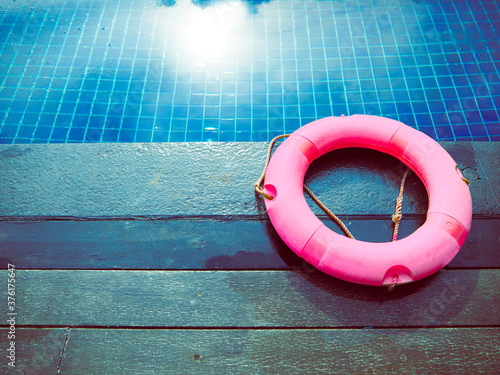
471;142;500;211
0;328;68;374
5;269;499;328
1;217;498;269
1;142;499;218
58;327;500;374
0;144;99;217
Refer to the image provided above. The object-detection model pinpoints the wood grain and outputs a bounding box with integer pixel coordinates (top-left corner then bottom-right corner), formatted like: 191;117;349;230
6;269;499;328
58;327;500;374
1;142;498;374
1;142;499;217
0;328;68;374
1;217;498;270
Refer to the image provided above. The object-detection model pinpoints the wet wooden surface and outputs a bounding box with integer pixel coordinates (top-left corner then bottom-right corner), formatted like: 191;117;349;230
0;217;499;270
1;142;499;374
5;269;500;328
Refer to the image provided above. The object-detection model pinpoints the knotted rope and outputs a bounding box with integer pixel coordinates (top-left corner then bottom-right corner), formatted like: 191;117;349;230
254;134;412;243
254;134;289;200
391;167;412;242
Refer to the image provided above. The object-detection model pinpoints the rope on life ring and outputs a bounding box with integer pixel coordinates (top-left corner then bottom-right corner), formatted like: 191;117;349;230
255;134;412;243
255;115;472;287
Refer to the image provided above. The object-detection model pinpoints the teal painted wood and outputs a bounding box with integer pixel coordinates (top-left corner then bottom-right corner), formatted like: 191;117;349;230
58;328;500;375
0;142;499;217
461;142;500;210
0;217;498;270
1;142;498;375
0;328;68;374
5;269;499;328
0;145;98;217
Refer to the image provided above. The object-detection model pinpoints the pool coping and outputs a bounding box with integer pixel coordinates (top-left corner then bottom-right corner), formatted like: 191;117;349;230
0;141;499;218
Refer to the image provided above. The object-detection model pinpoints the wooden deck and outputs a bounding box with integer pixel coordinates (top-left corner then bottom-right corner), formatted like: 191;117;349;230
1;142;499;374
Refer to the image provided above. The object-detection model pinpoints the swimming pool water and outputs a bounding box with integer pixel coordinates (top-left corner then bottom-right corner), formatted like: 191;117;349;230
0;0;499;143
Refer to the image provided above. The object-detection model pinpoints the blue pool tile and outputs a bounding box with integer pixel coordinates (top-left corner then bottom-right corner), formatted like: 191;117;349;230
453;124;472;138
220;119;236;132
121;117;137;129
21;112;39;125
71;115;88;128
0;125;18;138
489;124;500;137
171;119;187;131
481;110;499;122
380;102;397;114
88;115;105;129
396;102;413;114
1;0;499;143
187;119;203;133
184;131;201;142
68;127;86;142
416;114;433;126
419;126;437;139
493;96;500;108
449;111;467;124
477;97;494;109
201;131;218;142
219;132;234;142
348;103;364;115
117;129;135;142
469;123;488;137
399;114;416;127
435;125;456;140
444;99;461;111
135;130;153;143
138;118;154;130
300;105;316;118
457;87;474;98
100;129;118;142
234;131;251;142
105;116;121;129
464;110;483;123
50;127;70;141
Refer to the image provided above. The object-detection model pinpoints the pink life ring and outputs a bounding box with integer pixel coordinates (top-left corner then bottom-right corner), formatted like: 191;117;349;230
263;115;472;286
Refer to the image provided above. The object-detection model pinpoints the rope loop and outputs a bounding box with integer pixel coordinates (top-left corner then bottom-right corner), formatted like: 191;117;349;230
254;184;274;200
255;135;413;250
391;167;412;242
254;134;290;200
387;275;399;291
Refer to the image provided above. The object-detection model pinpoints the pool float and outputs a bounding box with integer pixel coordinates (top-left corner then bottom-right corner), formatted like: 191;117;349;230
259;115;472;286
